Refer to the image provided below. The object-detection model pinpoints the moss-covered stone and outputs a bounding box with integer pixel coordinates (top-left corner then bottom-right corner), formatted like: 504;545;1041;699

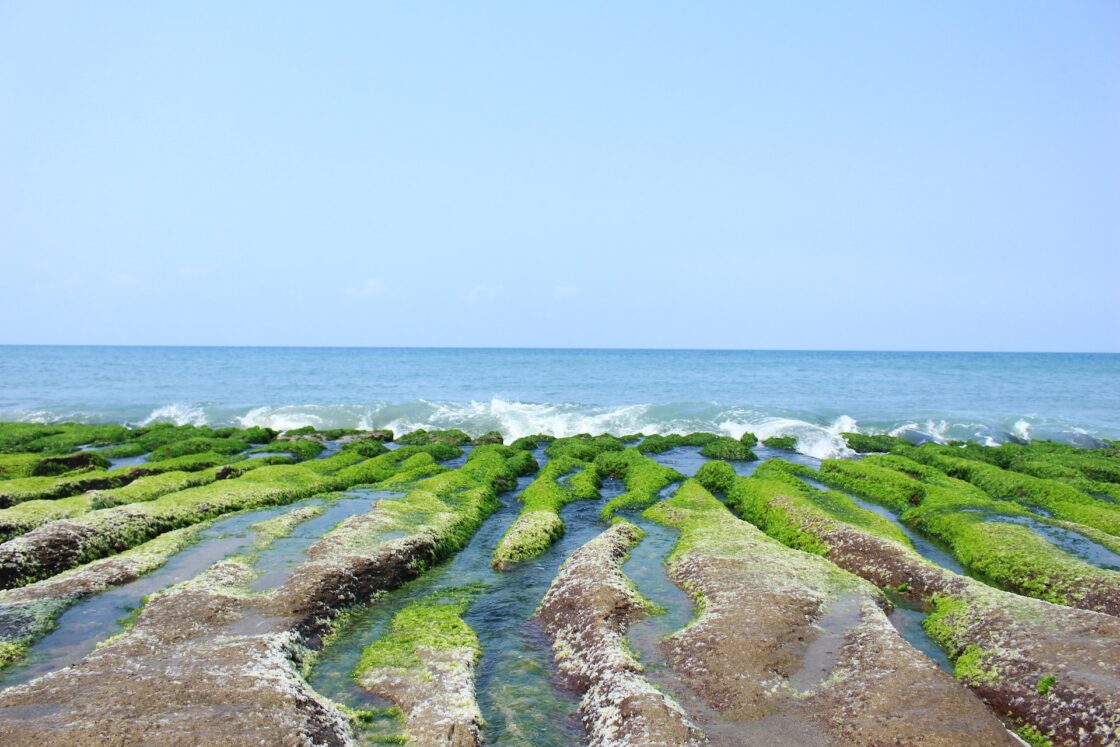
491;454;591;569
0;451;245;508
842;432;907;453
395;429;471;446
596;448;681;519
900;445;1120;537
251;438;324;461
762;435;797;450
0;447;450;589
808;454;1120;614
545;433;624;461
354;586;485;746
635;432;718;455
355;585;481;674
698;435;758;462
471;430;503;446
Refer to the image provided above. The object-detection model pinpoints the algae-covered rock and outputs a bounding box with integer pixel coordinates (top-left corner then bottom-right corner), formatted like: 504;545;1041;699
642;480;1017;746
841;432;906;453
537;522;705;746
698;435;757;462
355;586;485;746
762;435;797;450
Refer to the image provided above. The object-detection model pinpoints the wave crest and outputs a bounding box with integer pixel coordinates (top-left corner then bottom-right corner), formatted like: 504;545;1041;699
139;403;207;427
6;397;1110;453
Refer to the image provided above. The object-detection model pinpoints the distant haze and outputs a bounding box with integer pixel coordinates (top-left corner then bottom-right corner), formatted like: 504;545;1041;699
1;2;1117;351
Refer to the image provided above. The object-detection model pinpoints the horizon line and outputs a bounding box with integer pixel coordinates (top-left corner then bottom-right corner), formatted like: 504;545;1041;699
1;343;1117;355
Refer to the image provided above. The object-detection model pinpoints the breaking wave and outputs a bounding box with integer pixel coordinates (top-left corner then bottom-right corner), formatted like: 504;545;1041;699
5;397;1109;459
138;403;208;427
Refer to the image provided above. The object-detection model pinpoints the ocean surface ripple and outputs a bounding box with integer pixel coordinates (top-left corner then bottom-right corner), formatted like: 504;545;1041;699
1;346;1116;460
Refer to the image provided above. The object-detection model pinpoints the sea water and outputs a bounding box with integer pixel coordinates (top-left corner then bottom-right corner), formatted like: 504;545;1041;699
0;346;1116;459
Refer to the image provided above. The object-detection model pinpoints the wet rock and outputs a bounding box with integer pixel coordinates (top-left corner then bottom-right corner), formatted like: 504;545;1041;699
361;647;483;746
0;449;522;744
725;475;1120;744
0;561;354;746
355;587;485;747
537;522;705;747
645;481;1017;746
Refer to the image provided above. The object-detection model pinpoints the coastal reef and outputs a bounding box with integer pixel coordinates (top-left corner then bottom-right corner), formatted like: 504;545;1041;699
0;422;1116;745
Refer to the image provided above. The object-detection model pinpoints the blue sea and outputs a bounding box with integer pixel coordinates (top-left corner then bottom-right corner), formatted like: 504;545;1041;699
0;346;1116;459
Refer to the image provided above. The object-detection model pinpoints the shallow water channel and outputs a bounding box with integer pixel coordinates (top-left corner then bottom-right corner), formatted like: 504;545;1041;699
795;476;962;675
0;487;394;690
798;476;968;576
309;447;625;745
249;489;405;591
620;513;693;674
986;514;1120;571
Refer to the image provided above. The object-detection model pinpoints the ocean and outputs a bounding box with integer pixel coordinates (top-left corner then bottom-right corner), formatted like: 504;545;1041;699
1;346;1116;459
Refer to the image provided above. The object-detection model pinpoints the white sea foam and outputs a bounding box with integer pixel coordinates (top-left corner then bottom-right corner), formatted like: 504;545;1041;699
1012;419;1032;442
888;420;951;444
715;414;857;460
378;398;655;442
56;398;1103;455
236;405;375;432
139;403;207;427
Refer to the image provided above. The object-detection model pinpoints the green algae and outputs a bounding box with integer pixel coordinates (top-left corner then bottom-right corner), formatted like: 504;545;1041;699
808;454;1120;611
0;455;47;481
0;450;250;507
0;641;27;669
544;433;624;461
762;435;797;450
0;448;455;589
509;434;553;451
698;435;758;462
488;437;634;569
89;467;230;509
491;457;592;569
149;436;258;461
339;439;390;459
0;423;131;454
396;429;472;446
817;458;928;510
841;432;907;453
696;460;910;555
325;446;535;561
635;432;718;454
596;448;681;519
354;585;483;675
251;439;325;461
0;452;110;480
921;595;1001;684
0;461;289;543
1015;724;1054;747
900;445;1120;536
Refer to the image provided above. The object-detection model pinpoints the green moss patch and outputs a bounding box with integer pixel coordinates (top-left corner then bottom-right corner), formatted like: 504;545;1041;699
762;435;797;451
699;436;758;462
636;432;718;455
597;448;682;519
355;585;483;676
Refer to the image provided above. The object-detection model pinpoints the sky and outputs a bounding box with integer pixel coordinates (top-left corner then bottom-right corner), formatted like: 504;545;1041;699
1;2;1117;352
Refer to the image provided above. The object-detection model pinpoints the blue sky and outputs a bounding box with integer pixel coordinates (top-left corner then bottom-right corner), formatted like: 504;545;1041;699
1;2;1117;351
